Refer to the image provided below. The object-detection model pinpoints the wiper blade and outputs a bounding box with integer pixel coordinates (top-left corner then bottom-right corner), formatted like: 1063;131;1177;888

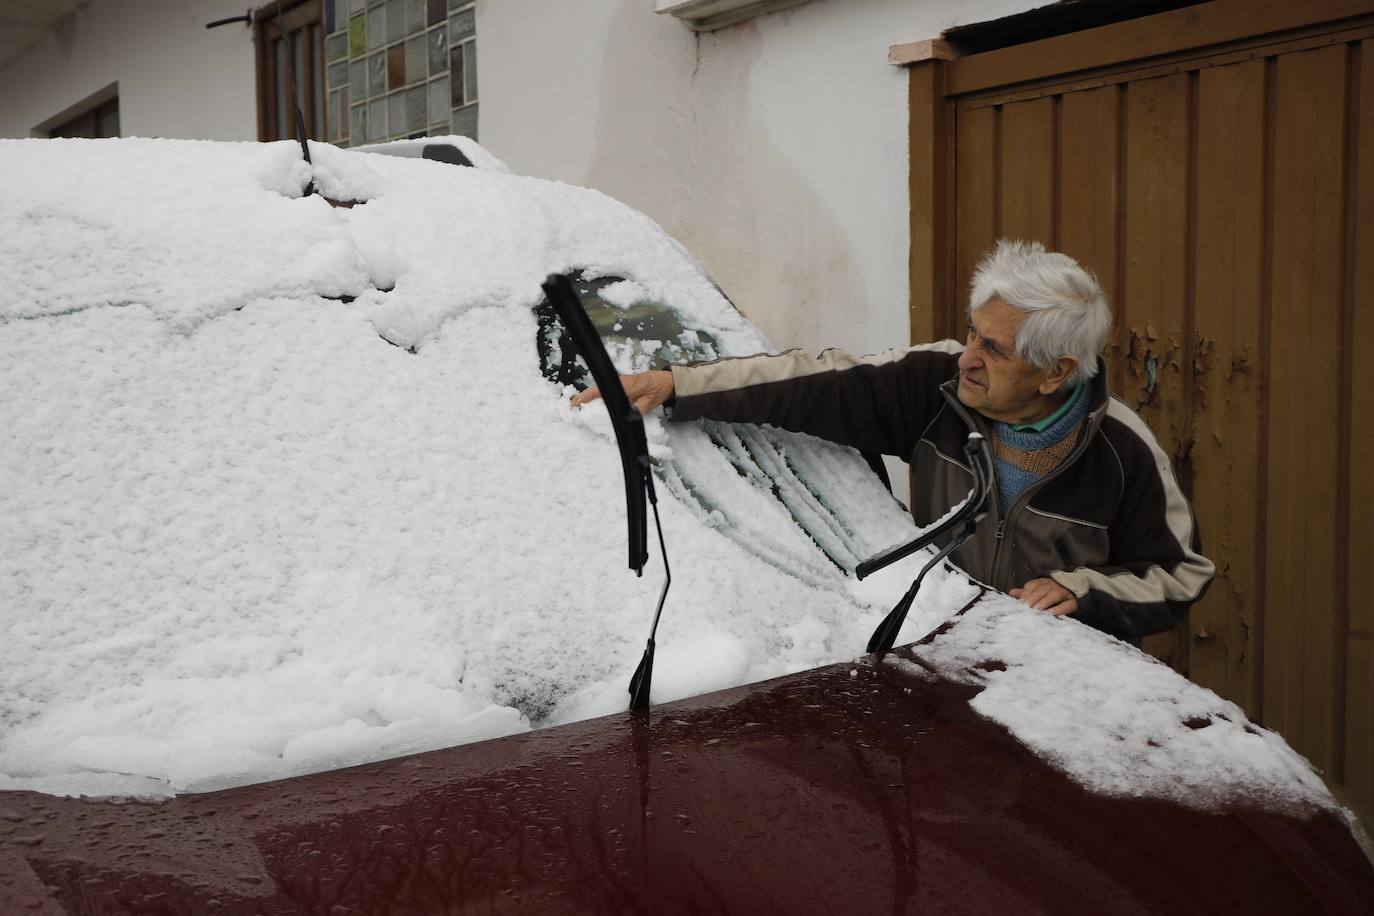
863;433;994;653
542;274;649;572
855;434;993;581
541;273;670;710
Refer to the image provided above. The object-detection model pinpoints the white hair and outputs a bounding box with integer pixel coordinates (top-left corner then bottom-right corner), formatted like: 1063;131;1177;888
968;239;1111;386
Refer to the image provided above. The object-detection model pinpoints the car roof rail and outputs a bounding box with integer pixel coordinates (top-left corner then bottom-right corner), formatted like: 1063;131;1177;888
347;140;475;167
541;273;671;711
422;143;474;167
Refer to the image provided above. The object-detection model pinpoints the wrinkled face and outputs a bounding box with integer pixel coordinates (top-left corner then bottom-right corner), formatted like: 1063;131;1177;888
956;297;1066;424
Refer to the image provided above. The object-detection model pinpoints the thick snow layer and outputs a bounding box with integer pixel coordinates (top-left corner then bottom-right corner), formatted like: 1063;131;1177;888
0;138;920;796
0;138;1340;820
901;593;1334;815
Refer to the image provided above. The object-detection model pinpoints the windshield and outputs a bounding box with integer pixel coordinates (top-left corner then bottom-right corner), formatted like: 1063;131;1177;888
535;272;914;580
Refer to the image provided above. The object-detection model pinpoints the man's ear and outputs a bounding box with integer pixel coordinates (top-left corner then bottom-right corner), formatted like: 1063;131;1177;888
1039;356;1079;395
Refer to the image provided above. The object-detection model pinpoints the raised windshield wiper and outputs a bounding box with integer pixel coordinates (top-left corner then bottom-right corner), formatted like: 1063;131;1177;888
210;3;315;197
858;434;994;653
541;273;671;711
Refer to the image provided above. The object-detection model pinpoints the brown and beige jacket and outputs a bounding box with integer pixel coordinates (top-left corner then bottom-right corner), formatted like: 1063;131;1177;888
669;342;1215;644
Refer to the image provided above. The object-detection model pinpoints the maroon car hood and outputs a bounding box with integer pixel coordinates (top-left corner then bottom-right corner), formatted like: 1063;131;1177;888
2;645;1372;915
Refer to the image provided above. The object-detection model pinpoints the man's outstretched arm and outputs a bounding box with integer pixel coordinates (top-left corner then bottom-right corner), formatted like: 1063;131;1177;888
570;345;962;460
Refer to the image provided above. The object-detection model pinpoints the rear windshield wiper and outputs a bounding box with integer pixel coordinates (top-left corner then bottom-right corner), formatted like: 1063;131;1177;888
858;434;994;653
541;274;670;711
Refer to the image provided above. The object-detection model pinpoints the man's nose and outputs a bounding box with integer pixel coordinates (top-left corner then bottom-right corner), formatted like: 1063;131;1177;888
958;346;981;371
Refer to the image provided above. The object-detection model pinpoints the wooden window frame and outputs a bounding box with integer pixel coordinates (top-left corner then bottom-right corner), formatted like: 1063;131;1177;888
254;0;325;143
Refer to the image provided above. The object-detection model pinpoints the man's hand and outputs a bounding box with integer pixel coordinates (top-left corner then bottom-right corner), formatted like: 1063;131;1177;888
570;370;675;416
1009;578;1078;616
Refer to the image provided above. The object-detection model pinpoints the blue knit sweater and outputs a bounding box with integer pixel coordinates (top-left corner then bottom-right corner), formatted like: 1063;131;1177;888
991;383;1092;511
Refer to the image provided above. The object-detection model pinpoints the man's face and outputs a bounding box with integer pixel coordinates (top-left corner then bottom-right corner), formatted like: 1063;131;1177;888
956;297;1062;424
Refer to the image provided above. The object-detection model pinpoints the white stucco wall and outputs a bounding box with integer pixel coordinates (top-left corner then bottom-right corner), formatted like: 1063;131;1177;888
478;0;1039;359
0;0;257;140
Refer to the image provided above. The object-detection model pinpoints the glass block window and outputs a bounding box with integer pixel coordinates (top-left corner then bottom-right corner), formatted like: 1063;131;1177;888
463;38;476;103
348;15;365;56
387;91;406;137
328;59;349;92
367;52;386;97
387;44;405;90
366;6;384;50
444;4;476;141
350;58;366;98
405;35;426;84
350;102;367;141
406;85;427;134
406;0;426;34
428;76;449;125
385;0;405;45
326;31;348;63
427;25;447;77
327;0;476;146
451;102;477;141
448;7;473;43
368;96;386;141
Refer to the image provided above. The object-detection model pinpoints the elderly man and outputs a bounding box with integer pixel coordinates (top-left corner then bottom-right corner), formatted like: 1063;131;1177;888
573;240;1214;644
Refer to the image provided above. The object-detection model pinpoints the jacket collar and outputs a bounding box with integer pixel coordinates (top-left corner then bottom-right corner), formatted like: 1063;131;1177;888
939;356;1111;441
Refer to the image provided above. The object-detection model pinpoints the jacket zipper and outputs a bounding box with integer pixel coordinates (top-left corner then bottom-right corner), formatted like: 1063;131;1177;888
988;415;1104;587
939;380;1105;590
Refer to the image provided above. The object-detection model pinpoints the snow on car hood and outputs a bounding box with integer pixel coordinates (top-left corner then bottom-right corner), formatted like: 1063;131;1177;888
0;138;1339;821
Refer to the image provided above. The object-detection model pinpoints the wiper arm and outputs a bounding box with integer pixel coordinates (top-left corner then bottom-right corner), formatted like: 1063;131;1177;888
541;273;670;711
542;274;648;572
862;433;994;654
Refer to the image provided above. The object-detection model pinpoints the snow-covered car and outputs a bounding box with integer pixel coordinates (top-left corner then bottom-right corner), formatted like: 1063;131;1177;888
0;137;1371;914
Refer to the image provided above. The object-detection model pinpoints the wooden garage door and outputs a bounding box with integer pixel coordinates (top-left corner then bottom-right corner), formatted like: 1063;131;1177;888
906;0;1374;813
